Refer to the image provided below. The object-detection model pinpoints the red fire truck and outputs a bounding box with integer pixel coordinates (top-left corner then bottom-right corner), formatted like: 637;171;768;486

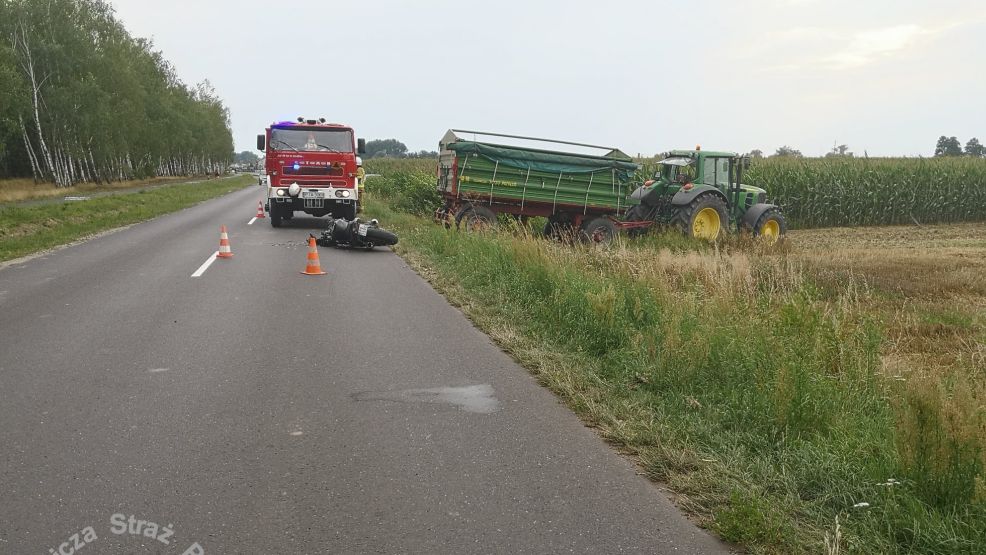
257;117;366;227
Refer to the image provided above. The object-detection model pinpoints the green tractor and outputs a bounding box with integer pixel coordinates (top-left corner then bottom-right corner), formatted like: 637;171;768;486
626;149;786;243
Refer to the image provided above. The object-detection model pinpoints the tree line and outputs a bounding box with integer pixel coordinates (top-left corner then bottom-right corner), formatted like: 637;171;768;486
0;0;233;187
934;136;984;157
363;139;437;159
746;137;986;160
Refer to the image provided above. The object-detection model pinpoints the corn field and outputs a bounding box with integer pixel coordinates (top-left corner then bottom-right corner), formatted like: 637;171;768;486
640;156;986;228
747;157;986;228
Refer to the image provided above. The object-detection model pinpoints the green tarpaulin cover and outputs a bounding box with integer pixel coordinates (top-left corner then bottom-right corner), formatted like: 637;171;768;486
449;141;638;179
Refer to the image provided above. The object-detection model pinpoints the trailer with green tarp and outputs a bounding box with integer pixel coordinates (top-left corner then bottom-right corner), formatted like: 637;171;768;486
435;130;786;244
435;129;647;237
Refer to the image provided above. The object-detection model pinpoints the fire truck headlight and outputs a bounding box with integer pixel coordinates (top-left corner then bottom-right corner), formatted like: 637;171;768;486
288;182;301;197
276;188;286;197
340;190;351;198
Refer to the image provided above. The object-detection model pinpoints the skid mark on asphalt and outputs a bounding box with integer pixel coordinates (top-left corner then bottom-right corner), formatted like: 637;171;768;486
353;384;500;414
269;241;309;249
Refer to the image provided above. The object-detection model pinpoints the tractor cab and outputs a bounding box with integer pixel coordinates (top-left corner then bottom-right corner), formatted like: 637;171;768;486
651;150;762;202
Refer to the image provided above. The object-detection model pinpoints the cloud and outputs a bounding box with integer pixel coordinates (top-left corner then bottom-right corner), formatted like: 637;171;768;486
819;24;930;69
748;19;970;73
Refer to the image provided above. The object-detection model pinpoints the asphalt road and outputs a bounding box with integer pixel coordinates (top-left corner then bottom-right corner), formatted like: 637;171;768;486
0;186;732;554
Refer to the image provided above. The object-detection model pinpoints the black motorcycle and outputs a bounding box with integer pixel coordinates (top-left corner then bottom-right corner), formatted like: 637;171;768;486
316;218;398;250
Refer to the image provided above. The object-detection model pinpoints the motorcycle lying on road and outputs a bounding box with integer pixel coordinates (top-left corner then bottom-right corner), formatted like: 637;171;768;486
316;218;399;250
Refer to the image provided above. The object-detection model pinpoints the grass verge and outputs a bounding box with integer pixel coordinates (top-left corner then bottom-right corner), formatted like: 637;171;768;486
360;163;985;555
0;175;212;203
0;175;254;262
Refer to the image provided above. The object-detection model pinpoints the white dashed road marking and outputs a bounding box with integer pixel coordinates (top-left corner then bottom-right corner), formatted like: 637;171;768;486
191;251;219;278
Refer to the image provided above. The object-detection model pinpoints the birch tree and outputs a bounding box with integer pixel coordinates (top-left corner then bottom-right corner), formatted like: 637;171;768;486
0;0;233;185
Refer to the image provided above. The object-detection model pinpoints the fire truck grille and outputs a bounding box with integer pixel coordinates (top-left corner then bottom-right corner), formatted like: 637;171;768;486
283;166;344;176
291;180;350;188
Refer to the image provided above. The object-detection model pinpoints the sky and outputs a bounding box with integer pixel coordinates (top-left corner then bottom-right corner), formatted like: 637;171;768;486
108;0;986;157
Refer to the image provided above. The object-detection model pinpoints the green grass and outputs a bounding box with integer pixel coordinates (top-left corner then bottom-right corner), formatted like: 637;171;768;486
362;159;986;554
0;175;254;262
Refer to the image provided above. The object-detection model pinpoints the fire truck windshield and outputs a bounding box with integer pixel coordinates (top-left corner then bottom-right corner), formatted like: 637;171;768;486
270;128;354;153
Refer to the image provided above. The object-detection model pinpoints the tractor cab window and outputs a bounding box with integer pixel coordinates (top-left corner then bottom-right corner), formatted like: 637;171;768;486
677;164;697;183
702;157;731;189
657;156;695;183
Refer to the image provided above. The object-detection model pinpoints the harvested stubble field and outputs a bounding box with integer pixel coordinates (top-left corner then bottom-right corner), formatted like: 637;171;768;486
363;158;986;554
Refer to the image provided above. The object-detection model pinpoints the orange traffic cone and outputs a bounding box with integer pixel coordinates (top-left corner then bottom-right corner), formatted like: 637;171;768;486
217;225;233;258
301;235;326;275
256;201;265;218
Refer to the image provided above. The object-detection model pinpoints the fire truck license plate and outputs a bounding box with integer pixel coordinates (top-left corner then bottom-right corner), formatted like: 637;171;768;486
301;190;324;199
358;224;369;236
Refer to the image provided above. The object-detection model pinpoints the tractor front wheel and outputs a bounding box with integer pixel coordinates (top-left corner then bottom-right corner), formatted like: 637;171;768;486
751;208;787;244
673;194;728;241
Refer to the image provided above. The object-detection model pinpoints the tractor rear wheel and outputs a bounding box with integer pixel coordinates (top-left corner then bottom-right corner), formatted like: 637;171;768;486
672;194;727;241
751;208;787;244
623;205;653;238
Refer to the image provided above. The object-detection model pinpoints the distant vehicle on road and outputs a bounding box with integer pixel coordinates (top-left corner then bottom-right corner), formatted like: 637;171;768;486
257;117;367;227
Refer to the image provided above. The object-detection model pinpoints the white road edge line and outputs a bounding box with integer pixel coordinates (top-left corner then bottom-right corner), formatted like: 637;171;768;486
248;217;257;225
191;251;219;278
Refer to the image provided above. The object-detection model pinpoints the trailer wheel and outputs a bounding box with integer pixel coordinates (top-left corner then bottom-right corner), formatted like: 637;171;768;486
453;204;473;228
462;206;497;232
542;220;559;239
580;217;618;246
543;215;576;241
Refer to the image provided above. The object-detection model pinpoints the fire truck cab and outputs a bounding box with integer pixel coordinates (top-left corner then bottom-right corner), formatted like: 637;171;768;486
257;117;366;227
